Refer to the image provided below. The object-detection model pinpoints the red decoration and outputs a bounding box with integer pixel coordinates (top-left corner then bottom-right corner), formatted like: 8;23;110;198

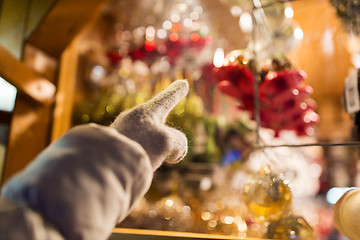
214;58;319;137
106;50;122;66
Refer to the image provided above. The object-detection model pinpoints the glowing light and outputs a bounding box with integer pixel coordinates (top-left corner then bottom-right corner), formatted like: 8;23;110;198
230;6;243;17
284;7;294;18
183;18;193;28
121;31;131;41
213;48;224;68
0;77;17;112
208;220;217;228
190;11;199;20
292;89;299;95
194;6;203;14
144;40;155;51
182;206;191;214
200;24;210;35
177;3;187;12
300;102;308;110
304;111;319;123
171;22;182;32
294;27;304;40
169;33;179;42
146;26;155;39
190;32;200;41
306;127;315;136
222;216;234;224
326;187;357;204
171;14;180;22
322;29;334;55
352;53;360;68
118;67;130;78
165;199;174;207
90;65;106;82
201;211;212;221
200;177;212;191
163;20;172;30
229;56;236;62
133;26;145;37
157;29;167;39
237;220;248;232
239;12;253;33
159;59;170;72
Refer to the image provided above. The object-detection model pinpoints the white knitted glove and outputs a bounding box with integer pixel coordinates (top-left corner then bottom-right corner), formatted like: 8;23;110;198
110;79;189;169
1;80;189;240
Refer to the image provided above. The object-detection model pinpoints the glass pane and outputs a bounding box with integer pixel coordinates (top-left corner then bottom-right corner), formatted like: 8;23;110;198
249;0;357;147
0;76;17;112
0;76;16;181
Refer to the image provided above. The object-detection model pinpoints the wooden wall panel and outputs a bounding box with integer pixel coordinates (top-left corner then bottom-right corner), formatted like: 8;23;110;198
2;94;52;183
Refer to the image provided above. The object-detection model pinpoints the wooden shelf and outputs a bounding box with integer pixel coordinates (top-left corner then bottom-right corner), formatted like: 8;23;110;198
110;228;269;240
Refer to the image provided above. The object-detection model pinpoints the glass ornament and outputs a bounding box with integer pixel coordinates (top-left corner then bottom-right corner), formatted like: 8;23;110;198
266;213;317;240
242;166;292;222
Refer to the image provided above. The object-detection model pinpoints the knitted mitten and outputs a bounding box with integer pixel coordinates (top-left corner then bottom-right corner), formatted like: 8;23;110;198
110;79;189;169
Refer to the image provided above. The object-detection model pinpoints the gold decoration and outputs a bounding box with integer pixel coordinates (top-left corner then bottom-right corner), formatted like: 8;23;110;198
242;166;292;222
267;213;317;240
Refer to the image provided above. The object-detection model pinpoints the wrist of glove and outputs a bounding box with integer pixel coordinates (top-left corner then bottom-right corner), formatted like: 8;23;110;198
110;80;189;170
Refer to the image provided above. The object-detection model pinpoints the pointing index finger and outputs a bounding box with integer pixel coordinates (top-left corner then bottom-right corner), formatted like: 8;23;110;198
145;80;189;123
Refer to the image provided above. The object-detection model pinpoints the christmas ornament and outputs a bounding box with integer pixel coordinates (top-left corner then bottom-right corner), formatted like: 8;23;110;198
214;50;319;137
242;166;292;222
330;0;360;35
266;213;317;240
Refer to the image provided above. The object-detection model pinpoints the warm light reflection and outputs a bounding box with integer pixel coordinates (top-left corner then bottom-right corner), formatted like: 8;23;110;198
284;7;294;18
171;14;180;23
90;65;105;83
230;6;242;17
145;26;155;39
169;33;179;42
157;29;167;39
213;48;224;67
292;89;299;95
163;20;172;30
25;79;56;103
321;29;334;55
294;27;304;40
183;18;193;28
190;11;199;20
194;6;203;14
239;12;253;33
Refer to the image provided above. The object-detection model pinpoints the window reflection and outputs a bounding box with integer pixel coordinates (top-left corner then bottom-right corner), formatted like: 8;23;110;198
0;77;16;181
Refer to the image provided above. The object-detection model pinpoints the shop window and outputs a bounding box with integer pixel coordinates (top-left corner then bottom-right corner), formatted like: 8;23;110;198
0;77;17;181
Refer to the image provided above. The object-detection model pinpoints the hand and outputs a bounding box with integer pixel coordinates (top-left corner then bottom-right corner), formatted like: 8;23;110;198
110;80;189;169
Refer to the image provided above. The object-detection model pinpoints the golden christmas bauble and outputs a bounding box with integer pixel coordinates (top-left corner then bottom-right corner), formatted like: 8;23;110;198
266;214;316;240
242;167;292;222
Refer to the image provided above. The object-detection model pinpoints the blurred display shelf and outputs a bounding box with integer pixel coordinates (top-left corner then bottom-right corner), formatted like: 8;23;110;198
110;228;270;240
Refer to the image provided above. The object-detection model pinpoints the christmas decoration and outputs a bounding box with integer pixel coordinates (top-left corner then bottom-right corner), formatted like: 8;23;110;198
213;50;319;137
242;166;293;222
267;213;317;240
330;0;360;35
